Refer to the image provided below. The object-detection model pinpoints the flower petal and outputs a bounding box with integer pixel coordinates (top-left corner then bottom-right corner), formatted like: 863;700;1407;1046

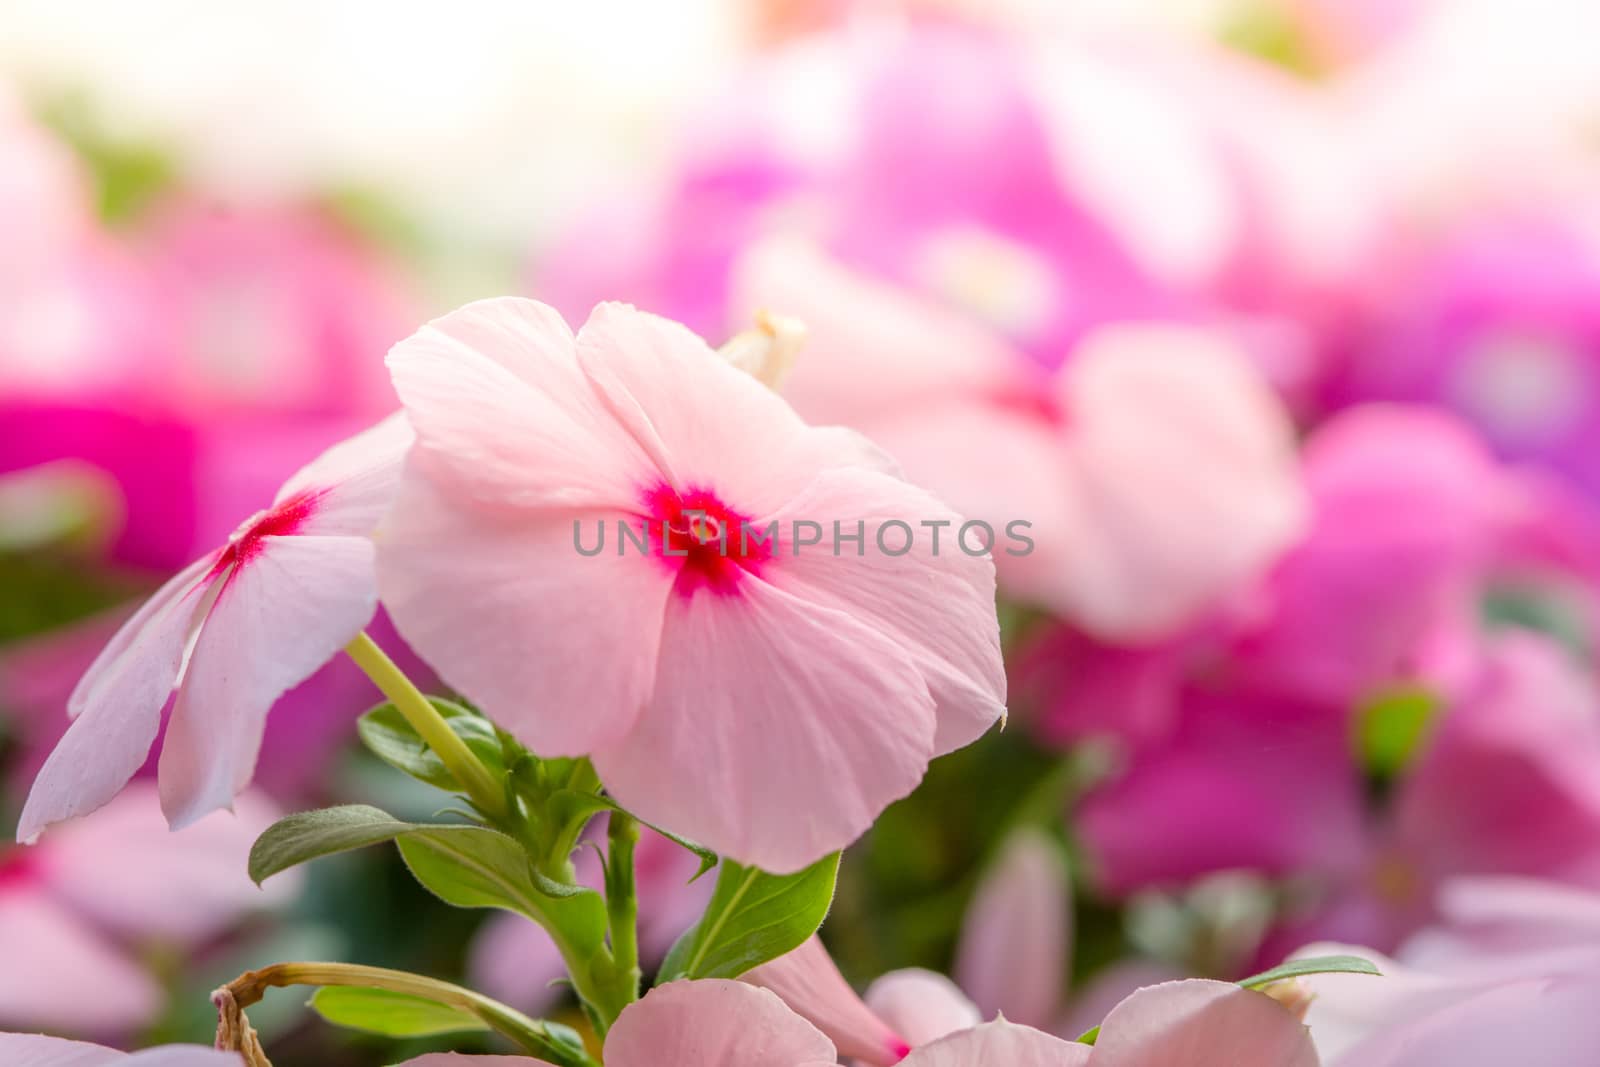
391;1057;555;1067
17;553;216;842
275;411;413;537
158;534;377;827
744;937;911;1066
604;980;836;1067
593;579;936;873
953;828;1070;1029
1054;326;1306;640
0;888;161;1034
40;783;293;944
762;468;1006;755
864;969;981;1048
573;302;847;518
1089;980;1318;1067
899;1019;1091;1067
466;912;571;1018
386;297;652;512
378;476;672;756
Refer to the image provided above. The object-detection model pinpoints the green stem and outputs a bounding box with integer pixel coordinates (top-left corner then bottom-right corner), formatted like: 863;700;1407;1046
214;961;599;1067
345;631;507;819
606;811;642;1002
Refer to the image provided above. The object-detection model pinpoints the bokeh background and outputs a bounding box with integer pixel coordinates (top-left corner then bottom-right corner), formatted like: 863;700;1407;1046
4;0;1600;1061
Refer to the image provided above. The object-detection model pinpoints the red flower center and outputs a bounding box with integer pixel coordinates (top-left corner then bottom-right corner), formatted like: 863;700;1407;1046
643;483;773;597
210;490;320;578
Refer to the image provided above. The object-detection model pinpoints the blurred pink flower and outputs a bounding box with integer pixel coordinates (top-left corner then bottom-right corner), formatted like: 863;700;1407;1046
18;414;410;840
538;21;1176;368
736;241;1307;640
468;821;713;1015
0;783;293;1036
0;1035;238;1066
1329;210;1600;500
1298;878;1600;1066
1078;633;1600;958
379;297;1005;872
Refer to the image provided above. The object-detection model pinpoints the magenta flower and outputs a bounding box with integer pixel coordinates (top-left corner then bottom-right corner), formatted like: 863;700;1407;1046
1331;210;1600;499
0;783;294;1035
379;297;1005;872
17;414;412;840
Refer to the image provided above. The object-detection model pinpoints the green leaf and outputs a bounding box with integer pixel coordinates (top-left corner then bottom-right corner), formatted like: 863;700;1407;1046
358;698;506;791
309;987;488;1038
397;826;608;959
550;790;718;881
658;853;840;981
1075;1025;1099;1046
1239;954;1382;990
249;805;418;885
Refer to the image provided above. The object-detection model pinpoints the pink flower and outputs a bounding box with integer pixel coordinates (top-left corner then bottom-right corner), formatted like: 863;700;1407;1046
0;1035;239;1066
379;298;1006;872
1298;878;1600;1065
734;242;1307;640
0;783;294;1035
17;414;412;840
745;840;1176;1062
749;935;1317;1067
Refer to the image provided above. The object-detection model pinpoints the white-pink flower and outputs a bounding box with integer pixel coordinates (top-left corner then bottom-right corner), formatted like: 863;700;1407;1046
17;415;412;841
378;298;1006;872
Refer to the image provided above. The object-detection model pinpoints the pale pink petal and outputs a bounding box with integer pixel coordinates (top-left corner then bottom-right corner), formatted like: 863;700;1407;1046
1332;975;1600;1067
274;412;413;537
763;468;1006;755
17;554;216;842
573;301;836;518
1055;960;1186;1043
121;1050;241;1067
466;912;570;1018
378;476;671;757
386;297;652;512
953;828;1070;1029
1054;327;1307;640
744;937;910;1066
0;887;161;1033
159;535;377;826
0;1034;123;1067
603;980;836;1067
899;1019;1091;1067
1089;980;1318;1067
593;580;936;873
40;784;293;944
864;969;981;1048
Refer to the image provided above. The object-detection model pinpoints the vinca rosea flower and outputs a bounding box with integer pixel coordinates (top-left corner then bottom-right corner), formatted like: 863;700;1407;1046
17;414;412;841
0;784;291;1035
379;297;1006;872
736;241;1308;639
1297;878;1600;1066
